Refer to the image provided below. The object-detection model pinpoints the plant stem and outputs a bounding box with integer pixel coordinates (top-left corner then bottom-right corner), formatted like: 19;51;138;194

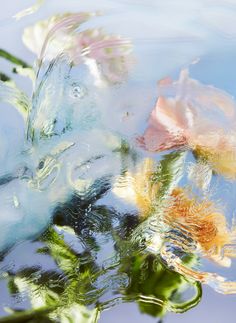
0;49;31;68
0;305;56;323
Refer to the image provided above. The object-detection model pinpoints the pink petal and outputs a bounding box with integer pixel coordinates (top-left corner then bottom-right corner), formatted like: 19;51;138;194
138;96;190;152
39;13;94;63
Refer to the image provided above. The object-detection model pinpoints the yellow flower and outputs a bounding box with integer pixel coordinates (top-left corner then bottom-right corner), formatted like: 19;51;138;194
113;158;160;218
194;143;236;180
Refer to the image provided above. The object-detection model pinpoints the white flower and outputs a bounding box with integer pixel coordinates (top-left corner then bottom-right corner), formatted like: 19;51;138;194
22;13;133;85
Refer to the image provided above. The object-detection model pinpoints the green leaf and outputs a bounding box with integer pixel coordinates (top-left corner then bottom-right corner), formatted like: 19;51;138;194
0;49;31;68
152;151;186;200
0;81;30;119
0;306;55;323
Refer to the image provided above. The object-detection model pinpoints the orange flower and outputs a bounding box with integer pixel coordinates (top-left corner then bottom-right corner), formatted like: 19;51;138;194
149;187;236;294
164;188;234;267
114;160;235;266
113;158;236;293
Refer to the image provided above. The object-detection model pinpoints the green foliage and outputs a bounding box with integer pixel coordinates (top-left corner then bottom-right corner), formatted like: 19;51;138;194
0;49;30;69
0;44;201;323
151;151;186;200
121;253;202;317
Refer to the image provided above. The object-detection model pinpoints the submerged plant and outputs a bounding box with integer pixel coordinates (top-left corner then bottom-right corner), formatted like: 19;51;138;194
1;9;197;323
114;155;236;294
1;5;236;323
0;11;135;252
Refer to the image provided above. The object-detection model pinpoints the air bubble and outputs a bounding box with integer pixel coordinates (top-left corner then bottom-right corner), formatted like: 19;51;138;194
70;83;86;99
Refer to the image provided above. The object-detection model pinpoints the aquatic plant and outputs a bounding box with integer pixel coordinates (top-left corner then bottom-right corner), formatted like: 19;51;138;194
114;155;236;294
1;5;236;323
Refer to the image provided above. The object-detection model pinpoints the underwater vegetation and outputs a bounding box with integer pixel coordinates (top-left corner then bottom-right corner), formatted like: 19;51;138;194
0;2;236;322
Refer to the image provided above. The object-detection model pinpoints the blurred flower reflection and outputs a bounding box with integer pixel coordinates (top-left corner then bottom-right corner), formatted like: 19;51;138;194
138;69;236;179
0;4;236;323
23;13;133;86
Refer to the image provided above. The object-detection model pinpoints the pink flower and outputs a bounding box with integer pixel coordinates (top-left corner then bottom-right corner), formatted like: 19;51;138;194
137;95;191;151
138;69;236;179
72;29;132;85
23;13;132;85
139;69;236;151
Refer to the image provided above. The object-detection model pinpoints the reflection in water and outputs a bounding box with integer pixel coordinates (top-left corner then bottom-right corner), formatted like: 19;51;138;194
0;5;236;323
